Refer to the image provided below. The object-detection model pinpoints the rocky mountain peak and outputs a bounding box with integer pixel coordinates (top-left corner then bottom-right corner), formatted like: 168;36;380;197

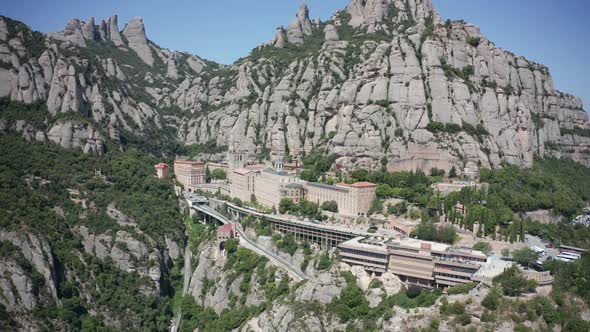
107;15;125;47
346;0;439;33
286;3;314;45
122;17;154;66
81;16;97;41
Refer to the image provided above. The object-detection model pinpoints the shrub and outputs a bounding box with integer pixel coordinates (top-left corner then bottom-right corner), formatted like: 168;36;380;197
447;282;478;295
493;265;537;296
512;248;537;268
467;36;481;47
321;200;338;213
482;288;501;310
430;168;446;177
473;242;493;255
406;285;422;298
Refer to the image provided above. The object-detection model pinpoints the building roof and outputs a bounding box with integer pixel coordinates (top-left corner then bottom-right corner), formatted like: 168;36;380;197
308;181;350;192
262;167;289;176
174;160;205;165
349;181;378;188
284;183;304;189
155;163;169;168
559;244;587;252
217;224;234;234
245;164;267;170
233;168;252;176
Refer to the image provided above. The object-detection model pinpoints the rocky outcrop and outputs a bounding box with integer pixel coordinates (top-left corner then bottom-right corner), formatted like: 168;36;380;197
0;231;60;313
47;19;87;47
122;17;154;66
82;16;97;41
47;120;104;153
271;26;287;48
77;226;166;293
107;15;125;47
286;4;314;45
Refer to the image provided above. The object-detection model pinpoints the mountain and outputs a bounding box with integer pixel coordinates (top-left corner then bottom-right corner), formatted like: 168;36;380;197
0;0;588;172
1;2;590;330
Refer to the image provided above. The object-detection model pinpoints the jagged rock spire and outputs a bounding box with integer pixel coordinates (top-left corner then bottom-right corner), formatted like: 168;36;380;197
271;26;287;48
108;15;125;47
82;17;97;41
286;3;313;45
346;0;439;33
122;17;154;66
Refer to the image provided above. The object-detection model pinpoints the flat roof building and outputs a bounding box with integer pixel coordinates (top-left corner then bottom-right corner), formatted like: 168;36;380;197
306;181;377;217
339;236;488;288
174;160;206;191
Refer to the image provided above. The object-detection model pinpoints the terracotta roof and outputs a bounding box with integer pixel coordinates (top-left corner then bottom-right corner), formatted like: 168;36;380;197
217;224;234;233
155;163;169;168
349;181;377;188
245;164;266;170
233;168;251;175
174;160;205;165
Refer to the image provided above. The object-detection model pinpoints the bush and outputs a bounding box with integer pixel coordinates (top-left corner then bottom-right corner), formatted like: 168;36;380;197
406;285;422;298
447;282;478;295
512;248;537;268
430;168;446;177
454;312;472;326
321;200;338;213
493;265;537;296
482;288;501;310
473;242;493;255
413;221;457;244
467;36;481;47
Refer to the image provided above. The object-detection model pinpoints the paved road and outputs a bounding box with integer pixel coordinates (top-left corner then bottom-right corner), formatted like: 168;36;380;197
193;204;308;282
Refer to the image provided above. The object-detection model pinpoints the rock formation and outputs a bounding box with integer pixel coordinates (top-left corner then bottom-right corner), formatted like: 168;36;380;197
286;3;314;44
0;0;587;169
107;15;125;47
81;16;97;41
122;17;154;66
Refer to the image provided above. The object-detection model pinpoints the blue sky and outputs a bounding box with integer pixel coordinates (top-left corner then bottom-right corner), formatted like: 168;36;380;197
1;0;588;108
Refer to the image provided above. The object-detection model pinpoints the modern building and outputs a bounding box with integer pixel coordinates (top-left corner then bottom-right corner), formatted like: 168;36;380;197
174;160;206;191
338;236;488;288
155;163;170;179
339;237;390;274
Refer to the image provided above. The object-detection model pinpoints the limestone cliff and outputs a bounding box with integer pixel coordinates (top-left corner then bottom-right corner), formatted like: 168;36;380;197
0;0;588;171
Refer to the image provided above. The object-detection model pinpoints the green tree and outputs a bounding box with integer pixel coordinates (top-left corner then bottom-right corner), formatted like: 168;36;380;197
210;168;227;180
279;198;296;214
512;248;537;268
493;265;537;296
321;200;338;213
473;241;493;255
449;166;457;178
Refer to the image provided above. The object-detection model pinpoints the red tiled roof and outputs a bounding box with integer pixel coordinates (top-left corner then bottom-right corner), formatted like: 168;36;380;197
174;160;205;165
349;181;377;188
217;224;234;233
233;168;251;175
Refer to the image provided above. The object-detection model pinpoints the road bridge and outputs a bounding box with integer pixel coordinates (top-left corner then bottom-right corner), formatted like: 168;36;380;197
190;202;309;281
221;200;377;248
